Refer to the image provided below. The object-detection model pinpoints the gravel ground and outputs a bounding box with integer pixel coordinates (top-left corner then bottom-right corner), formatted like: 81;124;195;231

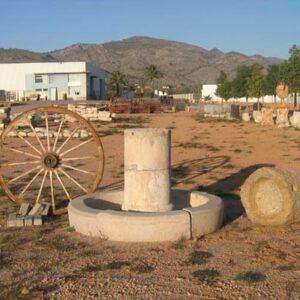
0;107;299;299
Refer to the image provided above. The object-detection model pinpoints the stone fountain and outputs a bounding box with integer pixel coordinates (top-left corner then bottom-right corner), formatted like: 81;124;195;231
68;128;224;242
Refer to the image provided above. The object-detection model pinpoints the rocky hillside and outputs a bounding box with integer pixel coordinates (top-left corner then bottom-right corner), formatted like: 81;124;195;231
0;36;282;86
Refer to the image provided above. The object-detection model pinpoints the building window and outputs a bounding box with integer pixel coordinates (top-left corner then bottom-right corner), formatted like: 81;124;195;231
35;75;43;83
35;74;48;83
35;89;42;92
43;88;48;91
69;86;81;96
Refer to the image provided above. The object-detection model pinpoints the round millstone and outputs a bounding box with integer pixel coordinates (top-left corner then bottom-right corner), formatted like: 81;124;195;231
240;167;300;225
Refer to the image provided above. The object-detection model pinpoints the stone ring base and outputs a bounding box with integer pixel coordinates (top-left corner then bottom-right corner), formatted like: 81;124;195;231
68;189;223;242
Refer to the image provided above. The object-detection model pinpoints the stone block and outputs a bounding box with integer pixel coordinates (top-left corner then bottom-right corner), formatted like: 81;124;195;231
28;203;44;216
40;203;50;216
276;107;289;128
33;215;43;226
241;167;300;225
80;129;89;138
253;110;262;123
7;213;24;227
242;112;250;122
261;107;274;125
291;111;300;128
18;202;31;216
24;216;33;226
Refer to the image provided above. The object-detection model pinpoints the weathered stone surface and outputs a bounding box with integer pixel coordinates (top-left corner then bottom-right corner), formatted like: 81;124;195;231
253;110;262;123
18;202;31;216
242;112;250;122
7;213;24;227
33;215;43;225
261;107;274;125
28;203;44;216
80;129;89;138
276;107;289;128
68;190;223;242
123;128;172;212
40;203;50;216
24;216;33;226
290;111;300;129
241;167;300;225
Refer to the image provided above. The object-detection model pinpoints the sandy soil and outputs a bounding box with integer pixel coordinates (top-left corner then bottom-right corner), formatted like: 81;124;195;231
0;107;299;299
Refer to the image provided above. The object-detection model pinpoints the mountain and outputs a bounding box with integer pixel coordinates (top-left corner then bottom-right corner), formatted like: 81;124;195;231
0;36;283;87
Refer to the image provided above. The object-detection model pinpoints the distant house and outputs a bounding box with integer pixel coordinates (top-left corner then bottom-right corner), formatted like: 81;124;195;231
0;62;106;101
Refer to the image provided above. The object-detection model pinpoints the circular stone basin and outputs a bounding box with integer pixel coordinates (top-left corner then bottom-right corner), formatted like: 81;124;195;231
68;189;224;242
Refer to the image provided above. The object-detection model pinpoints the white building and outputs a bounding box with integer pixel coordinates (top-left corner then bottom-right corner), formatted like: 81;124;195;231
0;62;106;101
201;84;285;103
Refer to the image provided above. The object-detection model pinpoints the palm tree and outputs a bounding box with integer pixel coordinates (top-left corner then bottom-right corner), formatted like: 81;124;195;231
143;65;164;98
107;70;128;97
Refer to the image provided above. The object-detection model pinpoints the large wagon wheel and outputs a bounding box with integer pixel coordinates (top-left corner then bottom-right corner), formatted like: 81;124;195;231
0;106;104;215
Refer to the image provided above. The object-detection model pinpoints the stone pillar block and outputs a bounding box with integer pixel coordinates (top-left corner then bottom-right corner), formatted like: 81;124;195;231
276;107;289;128
291;111;300;128
261;107;274;125
253;110;262;123
241;167;300;225
123;128;172;212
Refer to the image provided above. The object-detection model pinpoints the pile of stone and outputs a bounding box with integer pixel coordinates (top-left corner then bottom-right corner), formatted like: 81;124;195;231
5;127;91;138
7;202;50;227
243;107;300;129
67;104;114;122
0;107;10;130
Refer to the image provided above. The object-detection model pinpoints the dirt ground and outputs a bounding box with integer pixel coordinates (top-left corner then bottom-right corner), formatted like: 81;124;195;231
0;105;299;299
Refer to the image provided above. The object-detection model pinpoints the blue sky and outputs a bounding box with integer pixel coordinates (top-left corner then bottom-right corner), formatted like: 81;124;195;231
0;0;299;58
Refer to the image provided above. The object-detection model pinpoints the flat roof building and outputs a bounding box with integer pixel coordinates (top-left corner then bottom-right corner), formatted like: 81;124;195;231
0;62;106;101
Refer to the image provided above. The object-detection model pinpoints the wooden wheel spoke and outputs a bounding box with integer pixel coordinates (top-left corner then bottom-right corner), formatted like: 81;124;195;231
61;163;95;175
1;160;40;167
19;168;43;197
0;106;104;214
62;156;94;162
56;127;79;154
49;171;55;208
7;148;40;159
60;138;93;157
52;116;65;152
9;165;41;184
58;167;88;193
54;170;71;201
45;112;50;151
29;123;46;153
16;133;42;155
36;170;48;204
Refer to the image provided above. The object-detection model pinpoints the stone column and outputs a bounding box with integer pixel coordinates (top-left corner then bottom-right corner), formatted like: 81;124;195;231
261;107;274;125
276;107;289;128
122;128;173;212
241;167;300;225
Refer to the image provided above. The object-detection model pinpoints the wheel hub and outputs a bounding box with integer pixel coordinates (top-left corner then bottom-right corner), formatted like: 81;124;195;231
43;153;60;169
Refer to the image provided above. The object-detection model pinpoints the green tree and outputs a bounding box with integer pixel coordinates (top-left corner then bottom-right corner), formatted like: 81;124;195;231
280;44;300;107
247;64;265;102
107;70;129;97
215;71;232;101
231;65;252;101
263;64;280;97
143;65;164;98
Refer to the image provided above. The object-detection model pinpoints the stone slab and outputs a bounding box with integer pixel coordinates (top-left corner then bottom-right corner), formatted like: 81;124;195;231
261;107;274;125
28;203;44;216
18;202;31;216
33;215;43;226
7;213;24;227
24;216;33;226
